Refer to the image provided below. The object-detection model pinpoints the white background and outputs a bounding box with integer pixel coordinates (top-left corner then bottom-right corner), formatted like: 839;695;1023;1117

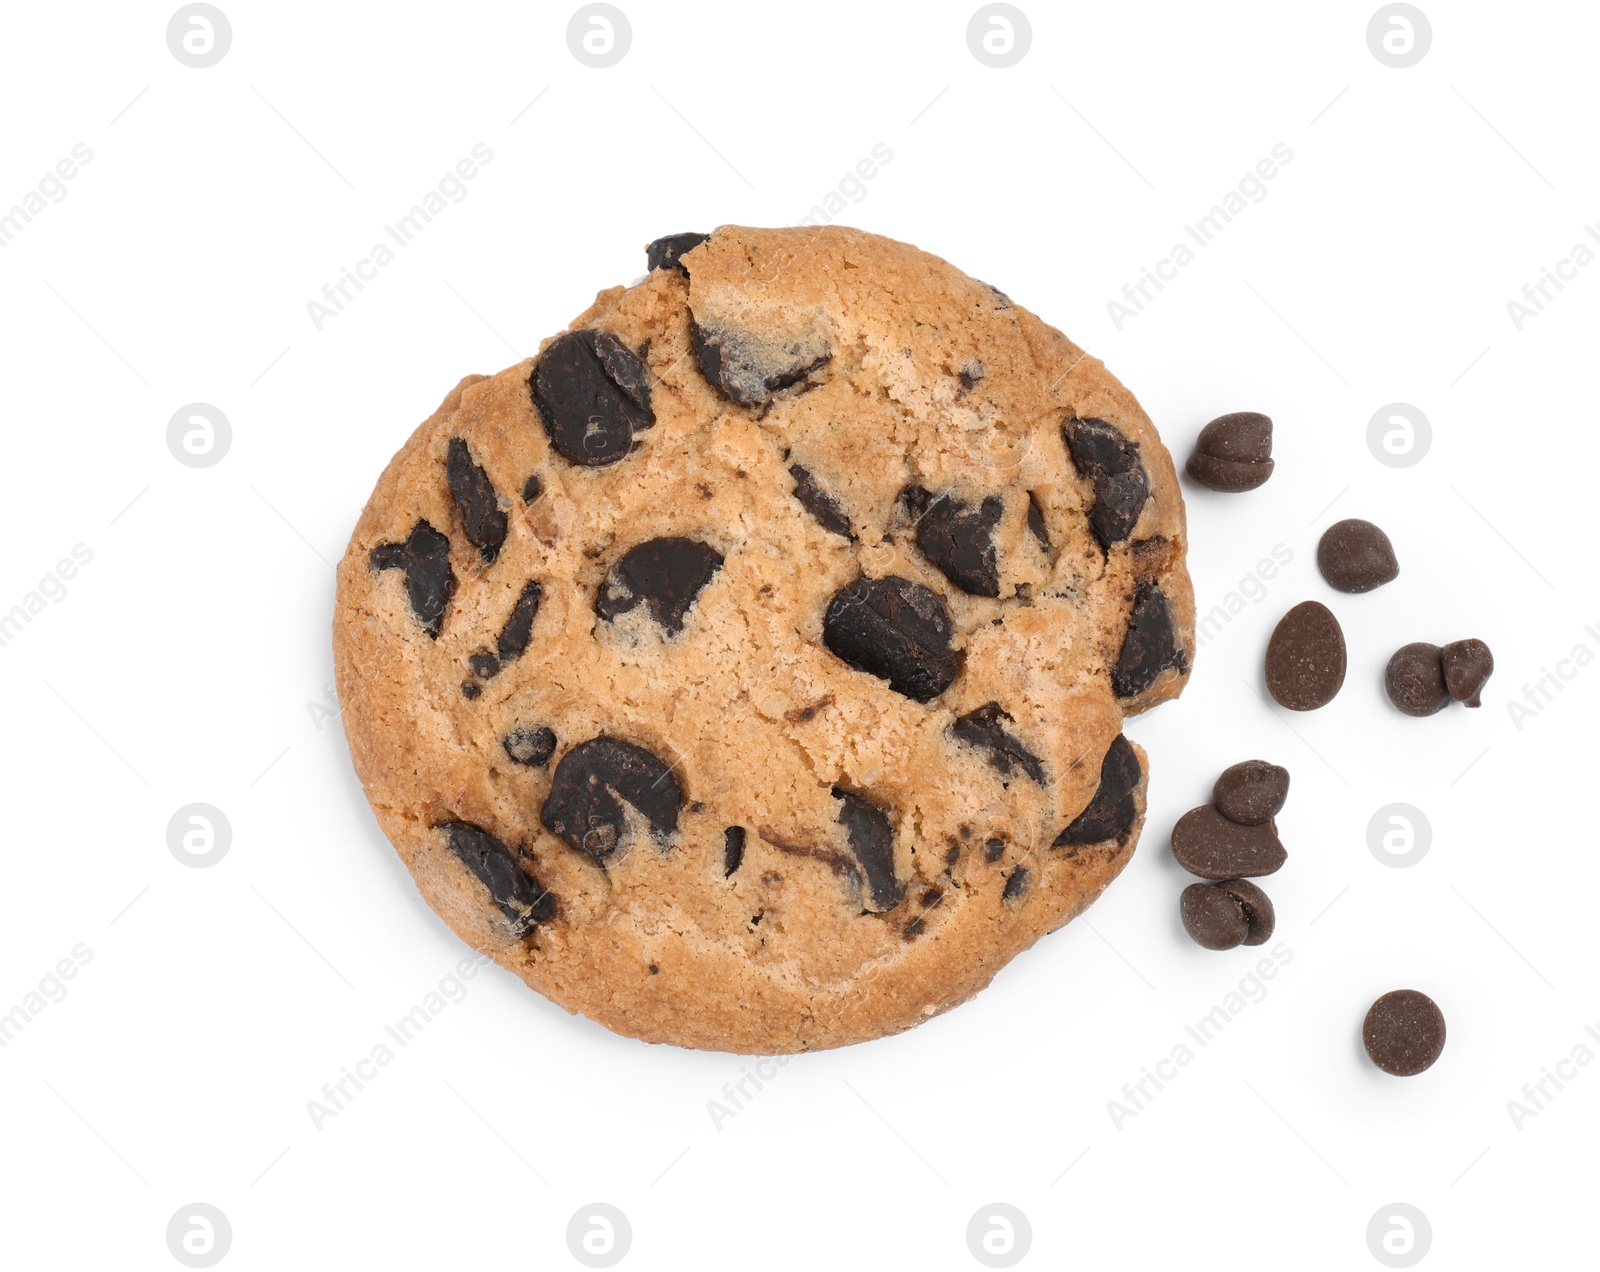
1;1;1596;1268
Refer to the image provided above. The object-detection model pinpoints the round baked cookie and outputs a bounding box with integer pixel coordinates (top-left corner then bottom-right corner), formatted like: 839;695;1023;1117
333;225;1195;1053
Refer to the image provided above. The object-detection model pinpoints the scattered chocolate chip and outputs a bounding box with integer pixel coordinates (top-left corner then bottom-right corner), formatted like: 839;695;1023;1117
1186;412;1274;492
1265;601;1346;710
445;438;508;563
950;703;1046;784
370;520;456;638
902;916;925;940
540;736;682;863
646;231;709;273
1213;760;1290;826
532;328;655;467
522;473;542;504
597;537;724;636
1223;878;1275;945
648;963;659;974
958;360;984;391
1063;418;1150;549
469;651;500;679
440;821;555;933
503;725;557;767
1441;638;1494;707
460;680;481;699
496;579;544;662
1385;642;1449;716
1112;582;1188;699
984;837;1006;862
822;575;958;702
1170;805;1286;879
723;826;746;877
921;887;943;908
946;842;963;866
834;788;904;911
1055;735;1142;848
1363;989;1446;1076
1026;493;1050;551
1002;866;1029;902
903;485;1004;597
691;320;830;407
789;464;855;539
1180;883;1250;949
1316;518;1398;593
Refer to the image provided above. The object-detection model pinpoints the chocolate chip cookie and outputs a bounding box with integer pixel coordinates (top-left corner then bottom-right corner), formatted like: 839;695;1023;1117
333;225;1195;1052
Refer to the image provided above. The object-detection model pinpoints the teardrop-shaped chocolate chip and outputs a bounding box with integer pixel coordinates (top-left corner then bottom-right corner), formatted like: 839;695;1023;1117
1441;638;1493;707
445;438;508;563
439;821;556;934
532;328;655;467
540;736;682;863
370;520;456;639
597;537;724;636
1054;735;1141;848
822;575;958;702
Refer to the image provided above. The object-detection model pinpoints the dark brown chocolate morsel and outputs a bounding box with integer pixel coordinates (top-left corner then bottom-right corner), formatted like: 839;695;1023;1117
1317;518;1399;593
597;537;724;636
1002;866;1029;902
950;702;1046;784
1220;878;1275;945
1186;412;1274;492
1062;417;1150;548
1363;989;1446;1076
370;520;456;639
493;579;543;665
723;826;746;877
522;473;542;504
540;736;682;863
691;319;830;408
822;575;957;702
1265;601;1346;710
984;837;1006;863
789;464;855;539
903;485;1004;597
532;328;655;467
1385;642;1449;717
1170;805;1286;879
445;437;508;563
1441;638;1494;707
834;788;905;911
503;724;556;767
1180;882;1249;950
1112;582;1188;699
1054;735;1142;848
440;821;555;933
1026;493;1050;551
645;232;709;273
1213;760;1290;826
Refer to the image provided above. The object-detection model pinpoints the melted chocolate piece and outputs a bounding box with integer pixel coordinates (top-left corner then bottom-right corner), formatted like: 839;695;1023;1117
1112;582;1187;699
834;788;905;911
789;464;855;539
531;328;655;467
822;575;958;702
445;438;507;563
950;703;1046;784
646;232;709;273
1063;417;1150;548
541;736;682;864
904;485;1004;597
1054;735;1141;848
723;826;746;877
503;724;556;767
597;537;724;636
370;520;456;639
440;821;555;933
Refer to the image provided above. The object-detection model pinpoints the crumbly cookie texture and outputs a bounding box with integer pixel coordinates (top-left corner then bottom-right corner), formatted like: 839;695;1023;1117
333;225;1194;1053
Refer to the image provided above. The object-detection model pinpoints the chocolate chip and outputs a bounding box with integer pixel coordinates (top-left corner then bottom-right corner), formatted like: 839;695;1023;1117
1385;642;1449;716
921;887;943;908
469;651;500;679
496;579;544;662
439;821;555;933
789;464;855;539
645;231;708;273
1441;638;1493;707
1186;412;1274;492
445;438;508;563
833;788;904;911
1265;601;1346;711
902;916;925;940
460;680;481;699
691;320;830;408
1212;760;1290;826
597;537;724;636
1179;882;1249;950
522;473;542;504
370;520;456;639
1026;493;1050;551
984;836;1006;862
1112;582;1188;699
958;360;984;391
1316;519;1398;593
1054;735;1141;848
532;328;655;467
503;724;556;767
822;575;958;702
540;736;682;863
723;826;746;876
1363;989;1446;1076
1222;878;1275;945
950;703;1045;784
1063;418;1150;548
1002;866;1029;902
1170;805;1286;879
904;485;1004;597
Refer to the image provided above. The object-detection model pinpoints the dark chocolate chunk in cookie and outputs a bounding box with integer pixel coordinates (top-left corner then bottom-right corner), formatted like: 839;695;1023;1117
541;736;683;864
1212;760;1290;826
822;575;958;702
1265;601;1346;710
1363;989;1446;1076
1112;582;1187;699
532;328;655;467
370;519;456;639
1063;417;1150;548
789;464;855;539
440;821;555;933
1002;866;1029;903
597;537;724;636
496;579;544;662
1441;638;1493;707
1170;805;1285;879
690;320;831;408
1026;493;1050;551
646;232;709;274
1385;642;1449;716
469;651;500;679
1186;412;1274;492
833;788;904;911
723;826;746;877
522;473;542;505
904;485;1004;597
950;703;1046;784
445;437;508;563
1316;518;1398;593
1054;735;1141;848
503;724;556;767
